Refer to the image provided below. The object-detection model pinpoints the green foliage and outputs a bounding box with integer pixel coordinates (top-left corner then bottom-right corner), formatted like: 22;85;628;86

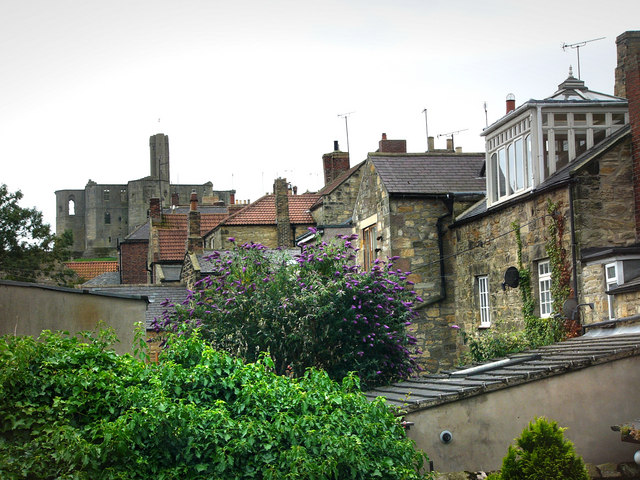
545;200;573;315
512;221;535;321
463;316;566;363
156;235;421;389
0;329;431;479
499;417;588;480
0;184;75;285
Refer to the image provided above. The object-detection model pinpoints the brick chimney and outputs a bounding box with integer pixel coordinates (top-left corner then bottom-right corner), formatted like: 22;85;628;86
506;93;516;114
187;190;203;253
616;31;640;239
322;141;350;185
378;133;407;153
274;178;291;247
149;198;162;225
171;192;179;207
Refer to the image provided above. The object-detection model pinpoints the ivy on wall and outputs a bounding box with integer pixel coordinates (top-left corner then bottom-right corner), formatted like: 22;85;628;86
545;200;573;315
512;221;535;321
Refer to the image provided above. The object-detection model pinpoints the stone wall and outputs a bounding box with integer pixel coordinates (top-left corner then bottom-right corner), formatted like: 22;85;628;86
453;188;570;335
209;223;314;251
313;164;363;226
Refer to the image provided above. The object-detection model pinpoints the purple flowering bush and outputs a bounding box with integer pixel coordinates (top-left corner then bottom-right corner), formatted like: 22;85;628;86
155;234;421;388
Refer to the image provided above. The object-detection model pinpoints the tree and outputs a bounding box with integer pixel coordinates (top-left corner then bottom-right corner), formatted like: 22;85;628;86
0;329;432;479
155;234;422;389
0;184;73;284
498;417;589;480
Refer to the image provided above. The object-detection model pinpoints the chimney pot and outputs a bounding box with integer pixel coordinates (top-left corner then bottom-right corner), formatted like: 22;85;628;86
333;140;339;151
428;136;435;151
382;133;387;140
190;190;198;211
446;138;454;151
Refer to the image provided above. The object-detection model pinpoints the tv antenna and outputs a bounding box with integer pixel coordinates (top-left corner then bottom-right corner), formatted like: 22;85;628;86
421;108;430;151
337;111;354;154
438;129;468;150
562;37;605;79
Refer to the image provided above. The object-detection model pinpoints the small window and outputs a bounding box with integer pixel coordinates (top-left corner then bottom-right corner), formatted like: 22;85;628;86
68;198;75;216
104;212;111;224
362;224;377;271
539;260;553;318
103;189;110;202
612;113;625;125
605;262;618;320
478;275;491;327
120;188;127;202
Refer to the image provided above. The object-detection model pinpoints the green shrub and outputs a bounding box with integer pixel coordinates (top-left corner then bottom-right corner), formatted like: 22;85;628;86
499;417;588;480
155;235;421;389
0;329;431;479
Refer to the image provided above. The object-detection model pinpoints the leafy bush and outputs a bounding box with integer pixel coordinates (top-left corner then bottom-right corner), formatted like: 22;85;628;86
0;329;431;479
464;316;568;363
155;234;421;388
499;417;588;480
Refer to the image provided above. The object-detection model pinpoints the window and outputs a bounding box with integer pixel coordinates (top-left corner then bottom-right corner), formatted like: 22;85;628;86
478;275;491;327
362;224;377;271
104;212;111;224
120;188;127;202
488;132;532;203
103;189;110;202
538;260;553;318
68;198;75;216
605;262;618;320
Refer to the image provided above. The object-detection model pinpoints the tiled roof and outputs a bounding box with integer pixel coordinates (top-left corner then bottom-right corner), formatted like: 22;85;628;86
370;153;485;194
65;261;118;281
156;212;229;261
84;285;190;329
366;330;640;411
220;193;320;226
82;271;121;286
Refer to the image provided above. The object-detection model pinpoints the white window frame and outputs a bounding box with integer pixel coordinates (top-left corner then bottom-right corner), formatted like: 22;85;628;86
538;260;553;318
605;262;618;320
478;275;491;327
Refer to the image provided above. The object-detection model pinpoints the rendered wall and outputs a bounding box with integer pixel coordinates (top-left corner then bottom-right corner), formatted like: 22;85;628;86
405;355;640;472
0;282;146;354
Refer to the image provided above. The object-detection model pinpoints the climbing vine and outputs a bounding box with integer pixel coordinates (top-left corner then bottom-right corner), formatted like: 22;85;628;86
512;221;535;321
545;200;573;315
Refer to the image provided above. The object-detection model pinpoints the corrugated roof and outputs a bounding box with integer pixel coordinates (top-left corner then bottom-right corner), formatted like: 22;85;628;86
370;153;485;195
220;193;320;226
366;331;640;411
65;261;118;280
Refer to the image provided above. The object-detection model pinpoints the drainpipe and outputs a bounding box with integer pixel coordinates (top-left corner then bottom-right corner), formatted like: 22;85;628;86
422;195;454;306
568;181;580;318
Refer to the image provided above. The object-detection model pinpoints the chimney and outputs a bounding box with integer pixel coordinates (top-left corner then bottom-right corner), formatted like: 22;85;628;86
274;178;291;247
446;137;454;151
506;93;516;114
322;141;350;185
187;190;203;253
150;198;162;225
378;133;407;153
428;136;435;152
616;31;640;239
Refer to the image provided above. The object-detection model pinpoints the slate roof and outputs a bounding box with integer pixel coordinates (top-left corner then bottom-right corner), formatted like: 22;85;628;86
84;285;189;329
65;261;118;281
82;271;121;286
124;221;150;242
219;193;320;226
370;153;485;195
366;330;640;411
316;160;366;197
156;213;229;261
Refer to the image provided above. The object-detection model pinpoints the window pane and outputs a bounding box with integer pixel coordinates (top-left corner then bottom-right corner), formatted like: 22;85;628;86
538;260;553;318
526;135;533;187
593;129;607;145
508;143;516;194
490;153;498;202
612;113;625;125
575;130;587;157
574;113;587;125
554;113;568;126
555;132;569;170
514;138;524;190
592;113;605;125
498;148;507;198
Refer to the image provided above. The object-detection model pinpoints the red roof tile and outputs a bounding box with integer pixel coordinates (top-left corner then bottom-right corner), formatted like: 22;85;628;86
156;212;230;261
221;193;320;226
65;261;118;280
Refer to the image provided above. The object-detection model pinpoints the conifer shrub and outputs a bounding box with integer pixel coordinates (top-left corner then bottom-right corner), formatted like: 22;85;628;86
498;417;588;480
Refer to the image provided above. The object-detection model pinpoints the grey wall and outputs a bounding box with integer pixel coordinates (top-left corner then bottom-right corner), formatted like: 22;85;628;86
405;356;640;472
0;281;147;354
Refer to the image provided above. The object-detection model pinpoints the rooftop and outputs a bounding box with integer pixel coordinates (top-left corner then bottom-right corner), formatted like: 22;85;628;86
218;193;321;226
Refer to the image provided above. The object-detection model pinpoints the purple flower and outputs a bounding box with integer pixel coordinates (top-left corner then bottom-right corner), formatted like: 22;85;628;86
228;237;236;243
450;324;460;330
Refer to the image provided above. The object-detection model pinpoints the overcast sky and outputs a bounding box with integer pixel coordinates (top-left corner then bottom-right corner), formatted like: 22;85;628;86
1;0;638;231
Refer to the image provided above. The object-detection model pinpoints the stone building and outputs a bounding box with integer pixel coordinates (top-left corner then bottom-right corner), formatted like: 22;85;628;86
451;31;640;340
352;133;485;371
55;133;235;258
